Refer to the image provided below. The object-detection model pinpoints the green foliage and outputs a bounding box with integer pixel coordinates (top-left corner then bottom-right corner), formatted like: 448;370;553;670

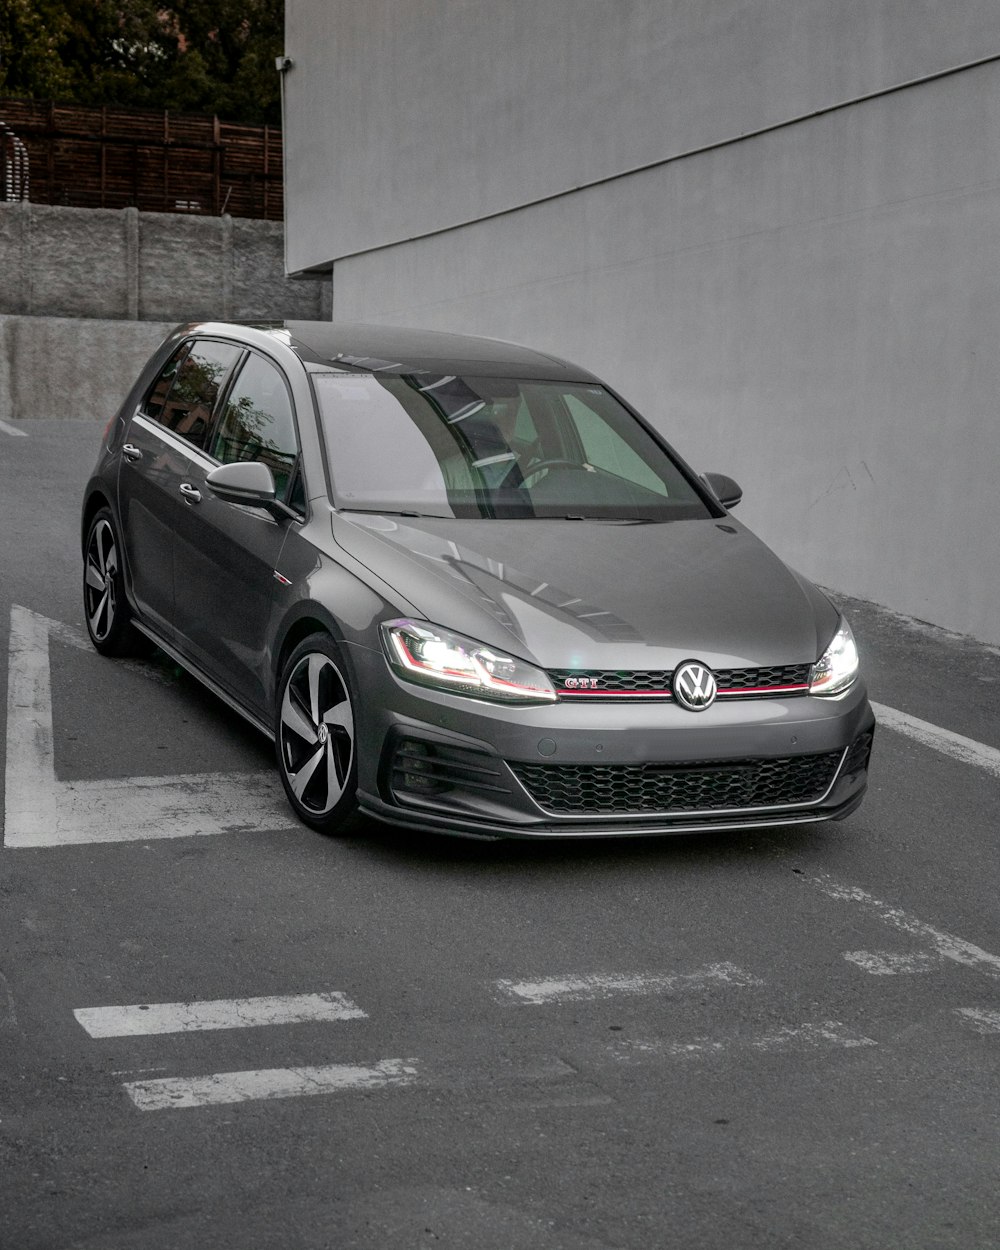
0;0;283;125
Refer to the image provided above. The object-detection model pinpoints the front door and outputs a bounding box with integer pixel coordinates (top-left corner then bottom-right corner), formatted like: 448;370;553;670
170;350;305;717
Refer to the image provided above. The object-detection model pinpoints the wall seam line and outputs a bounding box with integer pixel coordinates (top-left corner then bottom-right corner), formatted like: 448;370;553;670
322;49;1000;268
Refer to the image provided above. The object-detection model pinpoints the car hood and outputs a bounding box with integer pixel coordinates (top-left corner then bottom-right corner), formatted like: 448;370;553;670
332;513;839;670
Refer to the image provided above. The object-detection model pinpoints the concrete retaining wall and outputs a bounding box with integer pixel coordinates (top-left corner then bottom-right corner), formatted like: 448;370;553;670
0;316;173;423
0;202;332;426
0;202;330;322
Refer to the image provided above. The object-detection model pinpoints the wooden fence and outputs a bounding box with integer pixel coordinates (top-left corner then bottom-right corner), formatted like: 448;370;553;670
0;98;283;220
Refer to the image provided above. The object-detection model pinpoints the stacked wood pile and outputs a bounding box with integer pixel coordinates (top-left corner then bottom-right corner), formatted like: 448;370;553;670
0;98;283;220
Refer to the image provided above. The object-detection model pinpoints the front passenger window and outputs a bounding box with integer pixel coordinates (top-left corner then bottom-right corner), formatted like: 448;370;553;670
209;354;300;503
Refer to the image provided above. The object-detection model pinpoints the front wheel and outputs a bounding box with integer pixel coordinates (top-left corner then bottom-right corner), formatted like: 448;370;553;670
275;635;363;836
83;507;138;656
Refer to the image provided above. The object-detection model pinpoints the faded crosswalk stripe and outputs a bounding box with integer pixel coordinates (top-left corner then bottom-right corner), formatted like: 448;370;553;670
494;962;763;1005
125;1059;419;1111
74;992;366;1037
612;1020;877;1059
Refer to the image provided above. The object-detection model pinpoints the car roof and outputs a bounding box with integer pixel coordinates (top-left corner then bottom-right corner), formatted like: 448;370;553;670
177;320;602;383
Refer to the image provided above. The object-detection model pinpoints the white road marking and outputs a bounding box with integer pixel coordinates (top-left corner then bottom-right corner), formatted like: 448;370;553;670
871;701;1000;779
125;1058;419;1111
0;972;17;1030
842;950;941;976
4;605;297;847
809;875;1000;978
494;962;763;1005
75;992;367;1037
0;419;27;437
955;1008;1000;1035
614;1020;876;1060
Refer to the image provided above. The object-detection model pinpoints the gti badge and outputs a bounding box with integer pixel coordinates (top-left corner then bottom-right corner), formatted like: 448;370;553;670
672;661;717;711
564;675;600;690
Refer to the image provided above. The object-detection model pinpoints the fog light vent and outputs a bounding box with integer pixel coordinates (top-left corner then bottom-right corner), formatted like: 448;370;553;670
390;738;510;804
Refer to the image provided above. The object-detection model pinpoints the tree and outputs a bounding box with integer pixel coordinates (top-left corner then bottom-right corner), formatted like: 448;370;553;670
0;0;284;125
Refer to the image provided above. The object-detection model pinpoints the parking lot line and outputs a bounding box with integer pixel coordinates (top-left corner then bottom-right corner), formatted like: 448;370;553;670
0;420;27;437
955;1008;1000;1035
4;605;297;847
842;950;941;976
493;962;764;1005
871;700;1000;779
810;874;1000;977
75;992;367;1037
124;1058;419;1111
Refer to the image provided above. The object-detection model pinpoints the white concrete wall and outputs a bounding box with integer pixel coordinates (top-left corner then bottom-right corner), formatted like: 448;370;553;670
284;0;1000;271
283;0;1000;645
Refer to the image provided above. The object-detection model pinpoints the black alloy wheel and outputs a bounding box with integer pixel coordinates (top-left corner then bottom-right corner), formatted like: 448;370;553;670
276;635;362;835
83;507;137;656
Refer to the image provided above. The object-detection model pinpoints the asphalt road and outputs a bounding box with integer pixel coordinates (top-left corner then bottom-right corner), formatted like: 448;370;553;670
2;420;999;1250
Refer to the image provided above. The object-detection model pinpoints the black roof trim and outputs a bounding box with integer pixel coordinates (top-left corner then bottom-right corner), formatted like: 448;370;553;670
244;320;601;382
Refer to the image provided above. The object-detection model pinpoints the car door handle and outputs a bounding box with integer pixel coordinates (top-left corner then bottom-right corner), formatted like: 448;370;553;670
122;443;143;462
179;483;202;504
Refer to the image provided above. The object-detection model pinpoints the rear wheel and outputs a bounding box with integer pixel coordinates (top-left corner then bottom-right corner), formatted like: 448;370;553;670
275;635;363;835
83;508;138;656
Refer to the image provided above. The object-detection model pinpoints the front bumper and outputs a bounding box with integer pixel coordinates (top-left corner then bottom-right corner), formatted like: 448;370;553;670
346;642;875;840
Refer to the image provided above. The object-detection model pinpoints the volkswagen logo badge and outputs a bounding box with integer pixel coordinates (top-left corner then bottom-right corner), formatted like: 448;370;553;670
672;660;717;711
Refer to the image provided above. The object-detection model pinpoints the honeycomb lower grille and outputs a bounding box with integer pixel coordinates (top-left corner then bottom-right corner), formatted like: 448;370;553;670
549;664;812;699
510;751;843;816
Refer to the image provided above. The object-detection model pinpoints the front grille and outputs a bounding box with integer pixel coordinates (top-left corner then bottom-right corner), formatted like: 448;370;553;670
717;664;812;691
549;664;811;699
389;738;511;802
510;750;842;816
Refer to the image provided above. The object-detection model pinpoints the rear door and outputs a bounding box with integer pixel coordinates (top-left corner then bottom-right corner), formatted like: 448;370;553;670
117;338;244;640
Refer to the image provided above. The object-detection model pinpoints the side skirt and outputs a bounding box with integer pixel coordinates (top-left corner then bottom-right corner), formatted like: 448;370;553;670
131;620;274;741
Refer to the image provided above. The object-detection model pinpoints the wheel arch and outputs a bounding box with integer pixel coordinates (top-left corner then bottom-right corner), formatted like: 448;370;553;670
273;604;352;694
81;488;113;553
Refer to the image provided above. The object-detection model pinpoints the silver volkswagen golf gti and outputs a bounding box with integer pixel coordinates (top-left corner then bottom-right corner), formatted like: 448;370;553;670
82;320;874;839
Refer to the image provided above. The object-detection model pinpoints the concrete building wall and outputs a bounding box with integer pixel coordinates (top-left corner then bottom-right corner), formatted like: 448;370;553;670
0;202;331;322
284;0;1000;271
283;1;1000;646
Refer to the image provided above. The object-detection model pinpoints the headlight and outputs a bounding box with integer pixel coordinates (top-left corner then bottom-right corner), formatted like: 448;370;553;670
381;619;556;703
810;617;860;696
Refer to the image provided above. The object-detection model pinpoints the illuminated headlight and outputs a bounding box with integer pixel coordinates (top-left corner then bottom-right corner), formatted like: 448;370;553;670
810;617;860;696
381;619;556;703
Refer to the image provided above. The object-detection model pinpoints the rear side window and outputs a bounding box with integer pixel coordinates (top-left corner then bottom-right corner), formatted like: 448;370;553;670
208;353;300;502
144;345;187;422
143;340;242;450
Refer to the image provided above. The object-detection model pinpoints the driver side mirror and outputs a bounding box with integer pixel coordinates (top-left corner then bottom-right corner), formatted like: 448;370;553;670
702;471;743;509
206;460;276;506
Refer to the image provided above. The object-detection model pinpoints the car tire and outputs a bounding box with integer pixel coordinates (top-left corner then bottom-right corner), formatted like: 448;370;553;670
83;507;140;657
275;634;363;836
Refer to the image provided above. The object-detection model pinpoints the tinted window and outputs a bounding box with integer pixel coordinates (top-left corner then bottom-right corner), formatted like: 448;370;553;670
562;394;672;496
146;340;242;450
208;353;299;502
143;344;187;422
314;373;710;521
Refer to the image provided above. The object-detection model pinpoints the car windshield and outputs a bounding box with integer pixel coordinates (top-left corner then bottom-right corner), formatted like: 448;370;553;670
313;372;713;521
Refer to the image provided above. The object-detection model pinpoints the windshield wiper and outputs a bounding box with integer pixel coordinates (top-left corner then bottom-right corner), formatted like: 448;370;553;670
553;515;659;524
340;508;451;519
